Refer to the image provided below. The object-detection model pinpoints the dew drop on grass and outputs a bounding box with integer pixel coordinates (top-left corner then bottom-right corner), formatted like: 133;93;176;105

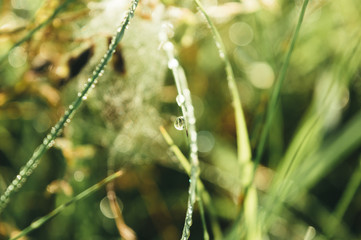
162;41;174;52
174;116;185;130
176;94;185;106
168;58;179;69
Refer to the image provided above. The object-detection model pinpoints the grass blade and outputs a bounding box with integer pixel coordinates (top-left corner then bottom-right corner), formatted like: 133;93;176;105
193;0;251;181
160;126;221;240
161;30;201;239
9;170;123;240
325;157;361;237
254;0;310;168
192;1;260;238
0;0;139;214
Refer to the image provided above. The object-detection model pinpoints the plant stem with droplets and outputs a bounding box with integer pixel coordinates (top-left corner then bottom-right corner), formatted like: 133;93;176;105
0;0;139;214
193;0;252;182
161;28;203;239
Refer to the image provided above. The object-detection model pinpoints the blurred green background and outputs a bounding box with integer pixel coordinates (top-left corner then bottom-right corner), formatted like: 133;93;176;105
1;0;361;239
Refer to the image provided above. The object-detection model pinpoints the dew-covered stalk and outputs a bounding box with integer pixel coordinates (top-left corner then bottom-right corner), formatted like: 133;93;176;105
193;0;252;183
9;170;123;240
160;24;201;240
0;0;139;213
0;0;74;65
160;126;220;239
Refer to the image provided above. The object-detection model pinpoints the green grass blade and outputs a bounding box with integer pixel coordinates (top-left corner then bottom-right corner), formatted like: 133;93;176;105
193;0;251;176
296;109;361;194
160;126;222;240
325;157;361;237
192;1;258;239
9;170;123;240
161;35;201;239
334;157;361;220
254;0;310;168
0;0;139;214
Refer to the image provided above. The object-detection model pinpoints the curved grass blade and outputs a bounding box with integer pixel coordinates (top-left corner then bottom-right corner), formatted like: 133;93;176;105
9;170;123;240
192;1;262;239
161;34;201;239
160;126;221;240
193;0;252;182
0;0;74;65
0;0;139;214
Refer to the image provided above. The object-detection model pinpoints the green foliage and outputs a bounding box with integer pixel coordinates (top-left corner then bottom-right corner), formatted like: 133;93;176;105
1;0;361;239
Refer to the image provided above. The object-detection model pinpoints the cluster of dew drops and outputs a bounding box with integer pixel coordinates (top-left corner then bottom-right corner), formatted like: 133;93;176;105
158;23;187;132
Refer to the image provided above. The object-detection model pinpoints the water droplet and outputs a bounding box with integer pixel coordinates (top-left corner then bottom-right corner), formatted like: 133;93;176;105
49;140;55;147
183;89;191;97
12;179;19;186
163;42;174;52
174;116;185;130
186;217;193;226
191;144;198;153
77;92;82;97
82;95;87;100
176;94;185;106
168;58;179;69
188;117;196;125
26;169;32;176
219;50;225;59
27;159;34;166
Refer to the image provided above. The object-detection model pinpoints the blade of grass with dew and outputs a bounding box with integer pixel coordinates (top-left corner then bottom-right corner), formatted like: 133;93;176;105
193;0;251;183
193;1;260;239
161;31;202;239
9;170;123;240
160;126;222;240
0;0;139;214
0;0;74;66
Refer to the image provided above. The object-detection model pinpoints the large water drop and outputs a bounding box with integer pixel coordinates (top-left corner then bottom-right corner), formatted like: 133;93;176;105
174;116;185;130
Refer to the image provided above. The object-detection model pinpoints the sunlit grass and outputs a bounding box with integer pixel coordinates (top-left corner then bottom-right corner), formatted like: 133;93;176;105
0;0;361;239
